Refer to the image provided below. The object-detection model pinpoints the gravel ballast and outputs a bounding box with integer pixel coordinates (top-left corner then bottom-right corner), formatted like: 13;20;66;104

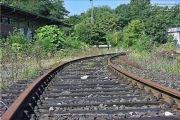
111;56;180;91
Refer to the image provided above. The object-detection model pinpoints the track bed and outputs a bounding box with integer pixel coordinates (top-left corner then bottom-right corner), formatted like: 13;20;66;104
1;54;179;120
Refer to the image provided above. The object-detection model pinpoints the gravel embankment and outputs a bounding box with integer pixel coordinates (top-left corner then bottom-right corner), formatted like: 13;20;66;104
112;57;180;91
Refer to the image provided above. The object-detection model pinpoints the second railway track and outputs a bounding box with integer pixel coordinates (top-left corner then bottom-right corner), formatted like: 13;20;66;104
1;53;180;120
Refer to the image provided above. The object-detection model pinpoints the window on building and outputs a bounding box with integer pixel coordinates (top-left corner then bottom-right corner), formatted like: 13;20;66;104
13;19;19;28
9;18;14;25
27;21;34;28
1;16;8;24
19;21;26;28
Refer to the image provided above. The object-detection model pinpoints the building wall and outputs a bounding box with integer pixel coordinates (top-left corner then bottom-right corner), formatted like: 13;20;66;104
169;32;180;44
0;15;46;38
167;27;180;45
0;23;14;36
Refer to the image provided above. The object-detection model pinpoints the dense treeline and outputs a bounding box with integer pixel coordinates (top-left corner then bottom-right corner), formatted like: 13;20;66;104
1;0;180;53
64;0;180;52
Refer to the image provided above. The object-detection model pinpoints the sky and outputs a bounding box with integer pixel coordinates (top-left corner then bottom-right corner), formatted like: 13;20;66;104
64;0;180;16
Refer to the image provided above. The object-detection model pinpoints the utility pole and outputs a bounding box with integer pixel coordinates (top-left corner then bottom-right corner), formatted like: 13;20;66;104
90;0;94;23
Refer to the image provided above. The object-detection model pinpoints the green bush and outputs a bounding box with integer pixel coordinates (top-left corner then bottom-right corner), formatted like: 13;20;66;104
133;34;153;52
122;20;144;47
75;23;106;45
162;42;175;51
35;25;65;53
65;33;86;49
106;32;123;47
4;28;32;56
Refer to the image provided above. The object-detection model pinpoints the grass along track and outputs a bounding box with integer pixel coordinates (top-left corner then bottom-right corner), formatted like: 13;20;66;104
1;53;179;120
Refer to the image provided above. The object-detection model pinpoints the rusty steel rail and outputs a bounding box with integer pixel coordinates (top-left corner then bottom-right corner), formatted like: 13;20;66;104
0;53;116;120
1;52;179;119
108;54;180;109
0;64;60;120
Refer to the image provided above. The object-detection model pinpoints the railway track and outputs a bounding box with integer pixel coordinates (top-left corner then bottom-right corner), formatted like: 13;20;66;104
0;53;179;120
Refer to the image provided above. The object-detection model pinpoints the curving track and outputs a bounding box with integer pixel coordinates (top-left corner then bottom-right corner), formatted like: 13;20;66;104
1;53;179;120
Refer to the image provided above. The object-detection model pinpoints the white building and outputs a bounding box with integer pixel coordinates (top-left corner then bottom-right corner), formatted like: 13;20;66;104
167;27;180;45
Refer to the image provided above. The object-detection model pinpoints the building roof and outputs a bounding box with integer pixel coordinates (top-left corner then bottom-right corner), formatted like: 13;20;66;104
168;24;180;28
168;27;180;32
0;3;71;27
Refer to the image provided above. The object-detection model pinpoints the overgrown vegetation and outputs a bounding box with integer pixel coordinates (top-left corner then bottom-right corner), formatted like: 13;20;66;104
1;0;69;20
2;0;180;50
35;25;66;54
83;62;94;68
128;46;180;75
1;0;180;89
34;25;87;53
63;0;179;52
0;28;116;89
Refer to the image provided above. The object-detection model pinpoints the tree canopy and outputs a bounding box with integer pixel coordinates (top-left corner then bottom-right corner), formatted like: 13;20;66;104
73;6;121;45
2;0;179;51
1;0;69;20
65;1;179;49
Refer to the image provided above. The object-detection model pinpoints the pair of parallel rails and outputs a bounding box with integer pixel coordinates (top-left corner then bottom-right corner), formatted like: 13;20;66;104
1;53;179;120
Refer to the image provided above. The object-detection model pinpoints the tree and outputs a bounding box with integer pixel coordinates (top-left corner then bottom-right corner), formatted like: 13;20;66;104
130;0;151;21
115;4;131;28
106;32;123;47
122;20;153;51
123;20;144;47
64;15;82;25
74;6;120;45
130;0;150;5
38;0;69;20
144;12;169;44
115;0;151;29
1;0;69;20
75;22;106;45
165;5;180;25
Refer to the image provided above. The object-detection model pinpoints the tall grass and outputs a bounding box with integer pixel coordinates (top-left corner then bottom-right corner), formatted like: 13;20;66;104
0;45;117;90
128;48;180;76
0;27;119;90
